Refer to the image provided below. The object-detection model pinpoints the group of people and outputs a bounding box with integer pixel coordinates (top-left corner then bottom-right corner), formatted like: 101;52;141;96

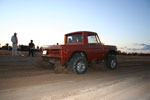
11;32;35;57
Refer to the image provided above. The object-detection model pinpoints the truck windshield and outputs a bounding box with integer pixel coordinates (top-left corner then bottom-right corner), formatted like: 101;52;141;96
88;34;100;44
66;34;82;43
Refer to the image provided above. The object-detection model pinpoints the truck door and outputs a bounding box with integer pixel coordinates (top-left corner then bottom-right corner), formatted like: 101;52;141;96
87;34;104;60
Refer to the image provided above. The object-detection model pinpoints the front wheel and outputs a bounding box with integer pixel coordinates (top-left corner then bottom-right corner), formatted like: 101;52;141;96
106;55;117;70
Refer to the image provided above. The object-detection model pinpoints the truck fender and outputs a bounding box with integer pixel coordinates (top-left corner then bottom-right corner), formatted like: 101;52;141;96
68;51;87;62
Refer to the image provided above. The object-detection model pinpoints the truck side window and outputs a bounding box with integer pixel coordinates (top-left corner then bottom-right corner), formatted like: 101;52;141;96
88;35;99;44
66;34;82;43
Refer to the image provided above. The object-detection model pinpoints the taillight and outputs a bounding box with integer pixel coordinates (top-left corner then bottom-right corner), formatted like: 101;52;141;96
42;50;47;55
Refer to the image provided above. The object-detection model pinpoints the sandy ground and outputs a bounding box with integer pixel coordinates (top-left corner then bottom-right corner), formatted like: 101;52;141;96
0;50;150;100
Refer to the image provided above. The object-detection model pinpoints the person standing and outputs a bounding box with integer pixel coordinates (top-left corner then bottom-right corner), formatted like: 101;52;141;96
28;40;35;57
11;32;18;56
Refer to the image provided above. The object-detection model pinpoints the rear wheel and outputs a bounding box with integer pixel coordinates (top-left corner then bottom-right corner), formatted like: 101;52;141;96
106;54;117;70
68;56;88;74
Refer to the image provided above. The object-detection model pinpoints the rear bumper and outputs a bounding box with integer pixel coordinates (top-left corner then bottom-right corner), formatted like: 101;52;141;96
42;54;60;59
42;53;69;64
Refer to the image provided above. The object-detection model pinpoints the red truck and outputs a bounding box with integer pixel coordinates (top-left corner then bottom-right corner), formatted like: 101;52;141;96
42;31;117;74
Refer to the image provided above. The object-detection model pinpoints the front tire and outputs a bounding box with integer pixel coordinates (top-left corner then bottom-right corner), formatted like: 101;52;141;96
106;55;117;70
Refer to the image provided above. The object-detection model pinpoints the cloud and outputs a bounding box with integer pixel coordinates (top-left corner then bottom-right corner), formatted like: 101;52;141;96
128;43;150;51
136;43;147;46
119;43;150;52
118;46;127;49
141;45;150;50
127;48;138;51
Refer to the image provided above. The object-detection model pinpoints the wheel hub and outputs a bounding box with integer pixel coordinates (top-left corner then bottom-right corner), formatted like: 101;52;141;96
77;61;86;72
111;59;116;69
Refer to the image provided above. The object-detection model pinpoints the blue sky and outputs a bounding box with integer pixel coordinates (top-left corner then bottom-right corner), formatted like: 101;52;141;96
0;0;150;53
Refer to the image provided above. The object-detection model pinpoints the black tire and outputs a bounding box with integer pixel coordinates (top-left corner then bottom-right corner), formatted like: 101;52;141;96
106;55;117;70
68;56;88;74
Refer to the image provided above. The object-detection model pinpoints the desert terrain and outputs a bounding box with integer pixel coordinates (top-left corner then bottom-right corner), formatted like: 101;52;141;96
0;50;150;100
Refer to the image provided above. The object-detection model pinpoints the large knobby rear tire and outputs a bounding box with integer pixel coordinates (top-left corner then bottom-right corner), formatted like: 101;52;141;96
68;56;88;74
106;55;117;70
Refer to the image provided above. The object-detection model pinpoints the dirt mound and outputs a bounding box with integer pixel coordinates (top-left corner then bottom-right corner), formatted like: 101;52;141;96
0;50;11;55
35;58;52;69
35;58;72;74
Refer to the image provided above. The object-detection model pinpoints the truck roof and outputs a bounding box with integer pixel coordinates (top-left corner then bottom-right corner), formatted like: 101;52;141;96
65;31;97;36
